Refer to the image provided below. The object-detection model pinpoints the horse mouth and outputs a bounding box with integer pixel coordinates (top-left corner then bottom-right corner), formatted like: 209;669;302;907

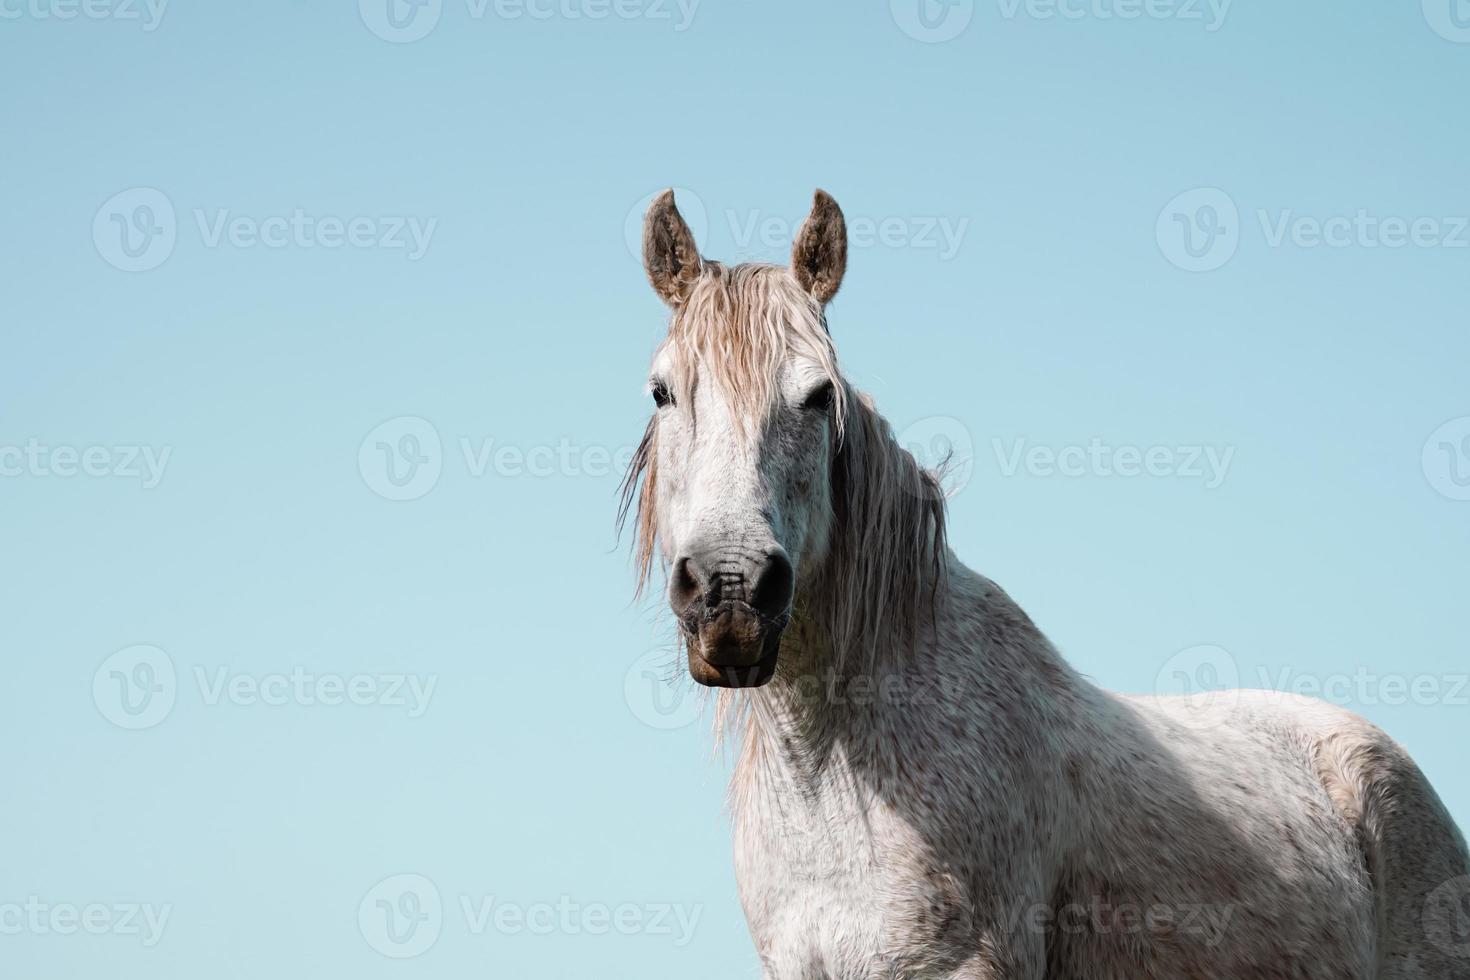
682;602;785;689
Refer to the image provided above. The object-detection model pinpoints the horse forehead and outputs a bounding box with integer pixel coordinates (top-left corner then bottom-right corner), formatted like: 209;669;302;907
650;343;825;388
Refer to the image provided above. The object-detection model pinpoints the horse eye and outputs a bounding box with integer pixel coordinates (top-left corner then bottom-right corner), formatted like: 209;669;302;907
801;381;835;412
651;381;674;409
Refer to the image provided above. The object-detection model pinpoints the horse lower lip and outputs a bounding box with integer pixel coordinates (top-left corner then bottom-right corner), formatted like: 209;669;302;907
687;617;783;687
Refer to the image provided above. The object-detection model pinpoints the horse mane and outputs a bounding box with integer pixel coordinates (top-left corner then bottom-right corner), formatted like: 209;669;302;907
618;262;948;678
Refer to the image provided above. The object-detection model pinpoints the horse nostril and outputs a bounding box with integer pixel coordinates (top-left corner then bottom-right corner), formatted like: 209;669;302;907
669;555;705;614
749;550;795;619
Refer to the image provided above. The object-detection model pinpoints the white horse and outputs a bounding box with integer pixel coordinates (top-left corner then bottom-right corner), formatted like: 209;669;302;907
621;189;1470;979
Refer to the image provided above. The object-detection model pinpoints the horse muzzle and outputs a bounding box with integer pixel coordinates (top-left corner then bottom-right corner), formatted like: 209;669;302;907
683;602;785;688
670;544;793;689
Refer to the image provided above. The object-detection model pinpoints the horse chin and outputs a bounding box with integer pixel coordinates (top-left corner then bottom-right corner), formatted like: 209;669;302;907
686;614;783;688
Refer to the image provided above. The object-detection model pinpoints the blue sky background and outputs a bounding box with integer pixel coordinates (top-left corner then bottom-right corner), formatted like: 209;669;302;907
3;1;1468;976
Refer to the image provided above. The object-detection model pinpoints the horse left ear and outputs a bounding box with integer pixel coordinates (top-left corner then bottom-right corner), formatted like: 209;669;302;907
791;189;847;304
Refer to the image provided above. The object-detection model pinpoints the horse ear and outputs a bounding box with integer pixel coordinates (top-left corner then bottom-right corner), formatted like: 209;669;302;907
642;189;702;306
791;189;847;304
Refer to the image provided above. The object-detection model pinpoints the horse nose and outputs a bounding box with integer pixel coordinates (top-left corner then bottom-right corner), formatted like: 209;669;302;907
749;549;794;619
670;546;794;620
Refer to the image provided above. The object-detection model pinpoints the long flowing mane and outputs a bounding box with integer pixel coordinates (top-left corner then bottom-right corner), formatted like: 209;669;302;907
618;263;948;680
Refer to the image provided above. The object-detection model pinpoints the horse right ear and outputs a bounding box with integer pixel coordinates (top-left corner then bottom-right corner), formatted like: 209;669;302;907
642;190;702;306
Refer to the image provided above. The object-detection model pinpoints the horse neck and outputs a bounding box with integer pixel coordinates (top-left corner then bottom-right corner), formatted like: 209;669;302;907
730;549;1085;812
728;550;965;800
